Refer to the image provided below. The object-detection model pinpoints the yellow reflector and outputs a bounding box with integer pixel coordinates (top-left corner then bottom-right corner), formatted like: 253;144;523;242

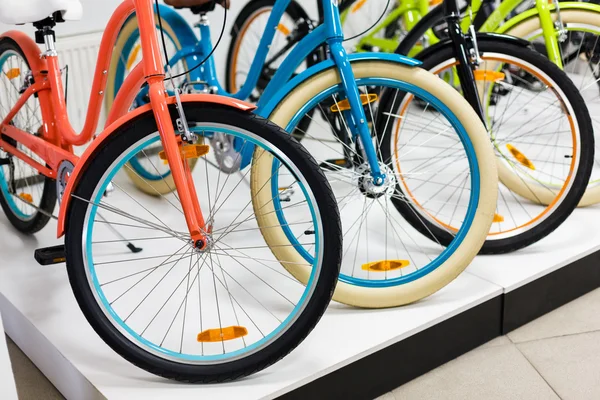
352;0;368;13
126;44;141;71
493;213;504;223
277;23;291;36
159;144;210;164
362;260;410;272
197;326;248;343
330;93;378;113
5;68;20;80
473;70;505;82
19;193;33;203
506;144;535;170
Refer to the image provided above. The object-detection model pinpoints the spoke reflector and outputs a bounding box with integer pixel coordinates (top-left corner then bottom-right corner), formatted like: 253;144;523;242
352;0;368;13
506;144;535;170
362;260;410;272
126;44;141;71
493;213;504;223
197;326;248;343
5;68;20;79
474;70;505;82
19;193;33;203
330;93;379;113
277;23;291;36
159;144;210;164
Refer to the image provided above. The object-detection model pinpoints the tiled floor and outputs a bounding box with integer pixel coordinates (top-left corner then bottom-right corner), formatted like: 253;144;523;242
379;287;600;400
5;287;600;399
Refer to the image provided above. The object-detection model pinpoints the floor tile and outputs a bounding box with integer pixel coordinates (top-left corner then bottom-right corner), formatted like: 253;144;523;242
5;336;64;400
517;331;600;400
389;344;558;400
479;335;512;349
508;288;600;343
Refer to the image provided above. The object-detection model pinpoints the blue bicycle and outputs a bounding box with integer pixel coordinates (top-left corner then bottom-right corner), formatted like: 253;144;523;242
106;0;498;307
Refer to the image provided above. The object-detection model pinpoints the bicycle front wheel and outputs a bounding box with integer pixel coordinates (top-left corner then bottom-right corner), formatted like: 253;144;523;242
253;60;498;308
65;104;341;382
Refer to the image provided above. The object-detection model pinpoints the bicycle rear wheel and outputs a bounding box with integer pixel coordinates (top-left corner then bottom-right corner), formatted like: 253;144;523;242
65;104;341;382
0;39;56;233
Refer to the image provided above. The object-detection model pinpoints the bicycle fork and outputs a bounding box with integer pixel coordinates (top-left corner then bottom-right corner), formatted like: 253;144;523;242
328;42;386;185
147;78;209;248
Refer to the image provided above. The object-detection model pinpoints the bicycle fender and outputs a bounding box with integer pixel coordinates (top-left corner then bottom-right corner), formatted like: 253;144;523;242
0;31;47;74
413;32;531;62
498;2;600;34
56;94;255;237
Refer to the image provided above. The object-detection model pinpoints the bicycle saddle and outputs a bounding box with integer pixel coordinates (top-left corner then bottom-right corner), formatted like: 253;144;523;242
0;0;82;25
164;0;229;14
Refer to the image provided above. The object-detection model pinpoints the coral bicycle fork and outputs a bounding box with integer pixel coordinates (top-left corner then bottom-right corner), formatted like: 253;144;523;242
135;0;208;247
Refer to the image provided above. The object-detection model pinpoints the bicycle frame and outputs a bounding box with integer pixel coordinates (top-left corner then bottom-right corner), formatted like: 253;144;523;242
167;0;390;182
0;0;240;242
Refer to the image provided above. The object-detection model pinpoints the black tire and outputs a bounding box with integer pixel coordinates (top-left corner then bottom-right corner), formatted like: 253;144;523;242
0;38;56;234
380;40;594;254
65;104;342;382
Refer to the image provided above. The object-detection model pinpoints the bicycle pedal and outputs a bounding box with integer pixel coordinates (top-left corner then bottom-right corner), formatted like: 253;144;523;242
362;259;410;272
319;158;351;171
34;245;66;266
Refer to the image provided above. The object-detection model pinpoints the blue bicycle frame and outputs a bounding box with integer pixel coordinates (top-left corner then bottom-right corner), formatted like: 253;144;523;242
124;1;419;181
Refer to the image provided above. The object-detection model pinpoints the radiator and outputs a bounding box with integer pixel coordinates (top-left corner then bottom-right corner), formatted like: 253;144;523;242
56;30;103;133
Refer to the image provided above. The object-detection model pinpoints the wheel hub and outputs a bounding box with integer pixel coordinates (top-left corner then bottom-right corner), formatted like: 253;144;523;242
356;163;396;199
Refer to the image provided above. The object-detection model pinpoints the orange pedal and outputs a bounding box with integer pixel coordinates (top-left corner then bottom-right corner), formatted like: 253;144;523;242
362;259;410;272
197;326;248;343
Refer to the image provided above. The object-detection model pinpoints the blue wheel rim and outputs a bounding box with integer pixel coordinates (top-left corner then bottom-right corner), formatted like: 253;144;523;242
274;77;481;288
84;127;322;362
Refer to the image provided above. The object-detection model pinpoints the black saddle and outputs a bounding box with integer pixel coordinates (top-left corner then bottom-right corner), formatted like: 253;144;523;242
171;0;226;14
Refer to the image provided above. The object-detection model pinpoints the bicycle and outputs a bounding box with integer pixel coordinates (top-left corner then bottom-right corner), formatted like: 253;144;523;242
0;0;344;382
106;0;499;307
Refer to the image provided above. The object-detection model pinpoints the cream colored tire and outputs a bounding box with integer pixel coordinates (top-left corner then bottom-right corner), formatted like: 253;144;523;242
250;61;498;308
504;10;600;207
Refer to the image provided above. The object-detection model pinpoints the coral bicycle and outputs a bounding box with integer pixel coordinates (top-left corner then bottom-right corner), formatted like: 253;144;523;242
0;0;343;382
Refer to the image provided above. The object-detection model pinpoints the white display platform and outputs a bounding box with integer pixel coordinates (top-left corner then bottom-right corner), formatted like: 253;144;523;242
0;309;18;400
1;205;599;399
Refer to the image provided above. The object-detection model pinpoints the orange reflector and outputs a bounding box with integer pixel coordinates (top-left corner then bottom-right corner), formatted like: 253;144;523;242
473;70;505;82
159;144;210;164
352;0;368;13
330;93;378;113
429;0;443;4
126;44;141;71
493;213;504;223
19;193;33;203
362;259;410;272
5;68;20;80
197;326;248;343
506;144;535;170
277;23;291;36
